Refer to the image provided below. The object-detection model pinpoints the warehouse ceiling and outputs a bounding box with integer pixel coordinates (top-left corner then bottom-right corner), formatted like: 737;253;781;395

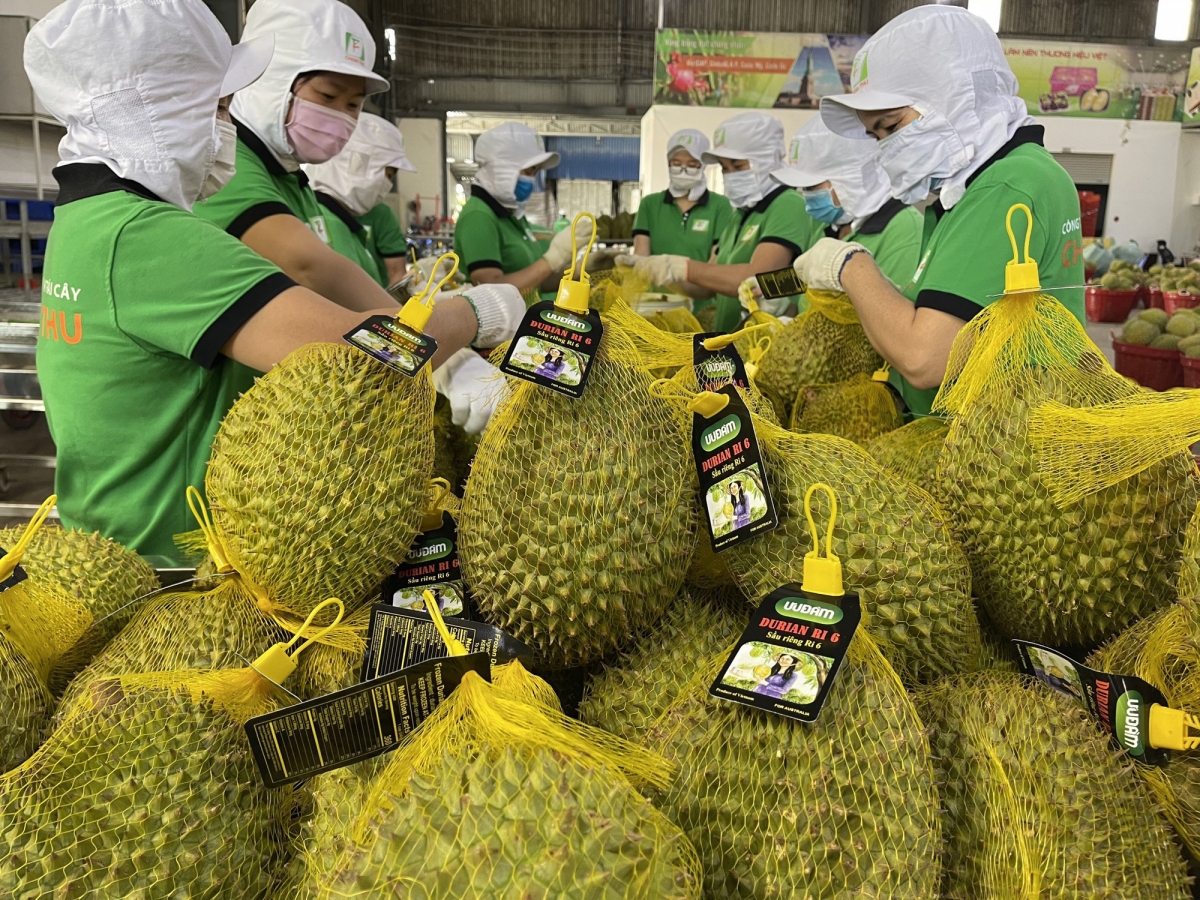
362;0;1200;118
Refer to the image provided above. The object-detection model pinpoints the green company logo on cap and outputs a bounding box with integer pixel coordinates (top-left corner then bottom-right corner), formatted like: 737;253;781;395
406;539;451;563
345;32;365;62
853;53;868;89
776;597;843;624
541;310;590;331
1116;690;1146;756
701;414;740;451
714;127;727;147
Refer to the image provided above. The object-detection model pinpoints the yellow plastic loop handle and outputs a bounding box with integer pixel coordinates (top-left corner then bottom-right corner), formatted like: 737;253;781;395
423;589;468;657
1003;203;1041;295
398;251;460;333
555;212;597;314
569;211;598;280
801;482;845;597
648;377;694;402
0;493;55;581
421;477;453;531
186;485;234;574
701;321;773;352
284;597;347;657
252;597;346;686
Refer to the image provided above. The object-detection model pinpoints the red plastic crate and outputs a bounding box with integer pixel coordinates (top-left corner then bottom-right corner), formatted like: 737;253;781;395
1164;292;1200;316
1085;286;1138;322
1183;354;1200;388
1113;337;1184;391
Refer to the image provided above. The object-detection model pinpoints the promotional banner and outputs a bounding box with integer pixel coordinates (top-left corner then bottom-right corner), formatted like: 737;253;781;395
654;29;1195;122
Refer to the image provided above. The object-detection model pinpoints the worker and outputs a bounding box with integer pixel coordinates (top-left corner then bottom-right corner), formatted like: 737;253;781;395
454;122;591;298
25;0;518;561
306;112;415;288
794;4;1084;418
619;112;825;332
769;116;921;291
631;129;733;264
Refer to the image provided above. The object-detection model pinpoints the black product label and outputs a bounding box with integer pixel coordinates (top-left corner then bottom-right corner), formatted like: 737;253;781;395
360;605;533;682
693;334;751;392
0;547;27;593
755;266;807;301
383;512;468;618
344;315;437;376
245;652;489;788
692;384;778;552
499;300;603;398
1014;640;1170;766
710;584;859;724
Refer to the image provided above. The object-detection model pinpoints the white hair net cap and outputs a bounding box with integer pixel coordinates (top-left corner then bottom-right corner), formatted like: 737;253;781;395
472;122;560;209
305;113;414;215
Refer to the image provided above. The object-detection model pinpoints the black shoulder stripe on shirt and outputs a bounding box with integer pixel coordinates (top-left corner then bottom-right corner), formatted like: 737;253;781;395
226;202;296;239
191;271;297;370
466;259;504;274
379;251;408;259
314;192;363;233
914;289;984;323
632;228;650;237
757;235;802;260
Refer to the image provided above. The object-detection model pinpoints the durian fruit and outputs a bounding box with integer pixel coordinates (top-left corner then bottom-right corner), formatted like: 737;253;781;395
0;525;160;694
1121;317;1161;345
692;302;718;333
789;373;903;446
648;306;703;334
581;591;942;900
0;632;52;771
864;416;949;496
937;292;1199;648
0;666;297;899
1153;333;1183;350
753;290;882;422
460;301;697;669
1141;308;1171;328
716;408;979;683
917;672;1191;899
1168;313;1199;337
433;393;477;496
1181;333;1200;359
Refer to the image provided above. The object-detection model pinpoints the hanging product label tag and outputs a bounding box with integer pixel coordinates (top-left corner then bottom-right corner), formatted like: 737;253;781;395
245;651;489;788
500;299;603;398
710;583;859;724
382;511;469;618
0;548;27;593
1014;640;1170;766
344;315;437;376
360;605;533;681
754;266;807;301
693;334;752;392
692;384;778;552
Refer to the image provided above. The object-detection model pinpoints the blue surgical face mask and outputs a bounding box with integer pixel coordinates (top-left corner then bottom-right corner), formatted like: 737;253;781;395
514;175;535;203
801;188;847;226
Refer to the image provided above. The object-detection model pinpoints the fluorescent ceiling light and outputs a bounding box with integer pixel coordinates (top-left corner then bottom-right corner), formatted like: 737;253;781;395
968;0;1002;32
384;27;397;61
1155;0;1193;40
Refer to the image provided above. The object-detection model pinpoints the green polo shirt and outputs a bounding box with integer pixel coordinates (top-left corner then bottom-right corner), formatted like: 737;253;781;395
701;186;825;332
38;164;295;562
316;192;387;286
454;186;553;298
359;202;408;283
847;199;923;289
632;189;733;262
194;119;331;246
892;128;1085;419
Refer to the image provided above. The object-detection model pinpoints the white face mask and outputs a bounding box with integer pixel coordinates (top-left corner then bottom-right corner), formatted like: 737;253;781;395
198;118;238;201
668;164;705;198
722;167;764;209
877;110;972;206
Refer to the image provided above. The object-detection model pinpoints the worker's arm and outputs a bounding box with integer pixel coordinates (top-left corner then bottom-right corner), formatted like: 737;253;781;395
384;256;408;285
839;252;966;390
633;234;651;256
683;241;793;298
221;287;478;373
240;214;398;313
469;259;559;294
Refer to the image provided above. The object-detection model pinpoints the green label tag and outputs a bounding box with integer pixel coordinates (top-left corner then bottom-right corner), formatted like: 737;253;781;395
775;596;844;625
1116;690;1146;756
541;309;592;332
700;414;741;452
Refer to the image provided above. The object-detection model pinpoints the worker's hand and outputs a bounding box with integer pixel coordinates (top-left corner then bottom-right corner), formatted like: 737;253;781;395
737;277;792;317
543;218;595;272
613;253;690;286
447;283;526;349
432;347;504;434
412;255;462;292
792;238;870;292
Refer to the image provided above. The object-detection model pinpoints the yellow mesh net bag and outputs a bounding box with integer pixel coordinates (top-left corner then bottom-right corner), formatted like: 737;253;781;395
647;306;704;335
788;372;904;446
753;290;883;422
933;287;1200;648
654;381;979;683
307;598;702;899
0;598;345;899
459;288;699;669
864;416;949;496
916;671;1191;900
581;588;942;900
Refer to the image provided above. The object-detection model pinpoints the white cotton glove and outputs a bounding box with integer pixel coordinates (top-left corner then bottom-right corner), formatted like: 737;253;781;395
446;283;526;349
433;348;503;435
543;218;595;272
736;275;792;317
613;253;690;286
792;237;871;292
412;255;463;292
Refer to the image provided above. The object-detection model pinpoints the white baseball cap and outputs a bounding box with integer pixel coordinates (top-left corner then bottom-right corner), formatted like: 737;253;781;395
474;122;560;172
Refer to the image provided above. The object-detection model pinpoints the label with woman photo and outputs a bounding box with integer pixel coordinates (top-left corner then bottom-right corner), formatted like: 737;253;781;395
344;315;437;376
500;300;604;398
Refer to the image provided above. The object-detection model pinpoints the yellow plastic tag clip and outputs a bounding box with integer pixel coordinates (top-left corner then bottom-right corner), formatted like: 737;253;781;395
252;597;345;686
1003;203;1041;295
554;212;597;315
423;589;468;657
1149;704;1200;751
420;478;453;532
689;391;730;418
0;493;55;582
871;363;891;383
801;483;844;597
398;251;460;334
